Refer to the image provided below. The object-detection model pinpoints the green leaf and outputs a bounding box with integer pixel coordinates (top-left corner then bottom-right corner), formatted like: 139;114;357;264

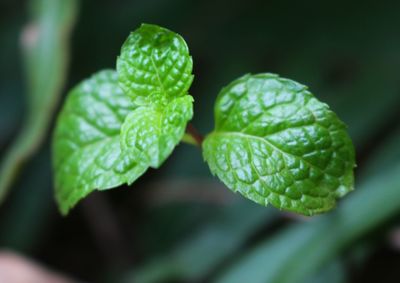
117;23;194;168
120;96;193;168
53;24;194;214
53;70;148;215
117;23;193;106
203;73;355;216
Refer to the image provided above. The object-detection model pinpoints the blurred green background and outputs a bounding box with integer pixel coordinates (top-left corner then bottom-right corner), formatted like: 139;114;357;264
1;0;400;282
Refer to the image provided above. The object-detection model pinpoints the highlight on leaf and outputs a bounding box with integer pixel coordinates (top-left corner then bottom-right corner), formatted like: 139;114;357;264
120;95;193;168
202;73;355;216
52;70;148;215
117;24;194;169
52;24;194;214
52;23;355;216
117;23;193;106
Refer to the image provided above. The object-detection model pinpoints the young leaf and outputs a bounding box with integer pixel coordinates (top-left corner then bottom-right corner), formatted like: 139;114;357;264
117;24;194;168
117;23;193;106
203;73;355;216
53;70;148;215
120;96;193;168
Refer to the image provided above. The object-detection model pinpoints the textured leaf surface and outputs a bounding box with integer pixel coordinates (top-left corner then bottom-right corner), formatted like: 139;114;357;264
53;70;148;214
117;24;194;168
203;73;355;215
120;96;193;168
53;25;194;214
117;24;193;106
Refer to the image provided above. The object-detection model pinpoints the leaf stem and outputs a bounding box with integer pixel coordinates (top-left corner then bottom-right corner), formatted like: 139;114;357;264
182;123;204;147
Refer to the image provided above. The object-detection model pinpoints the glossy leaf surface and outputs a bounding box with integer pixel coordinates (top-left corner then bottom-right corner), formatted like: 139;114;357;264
117;23;193;106
53;24;195;214
117;24;194;168
203;74;355;215
53;70;148;214
120;96;193;168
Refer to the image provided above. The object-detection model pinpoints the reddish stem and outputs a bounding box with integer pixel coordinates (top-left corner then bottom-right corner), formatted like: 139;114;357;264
186;123;204;146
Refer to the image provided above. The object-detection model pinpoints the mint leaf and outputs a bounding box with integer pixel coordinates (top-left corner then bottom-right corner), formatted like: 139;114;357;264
117;24;194;168
52;70;148;215
203;73;355;216
120;96;193;168
117;23;193;106
53;24;195;214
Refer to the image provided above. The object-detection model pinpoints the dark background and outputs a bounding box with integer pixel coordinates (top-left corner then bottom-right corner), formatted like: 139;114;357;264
1;0;400;282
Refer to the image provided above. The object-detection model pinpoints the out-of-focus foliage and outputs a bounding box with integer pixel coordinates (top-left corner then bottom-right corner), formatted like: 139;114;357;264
0;0;77;201
1;0;400;283
124;201;277;283
216;162;400;283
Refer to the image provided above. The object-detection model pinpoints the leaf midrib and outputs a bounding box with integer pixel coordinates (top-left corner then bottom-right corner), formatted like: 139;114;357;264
55;134;117;171
149;49;168;96
209;131;329;176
